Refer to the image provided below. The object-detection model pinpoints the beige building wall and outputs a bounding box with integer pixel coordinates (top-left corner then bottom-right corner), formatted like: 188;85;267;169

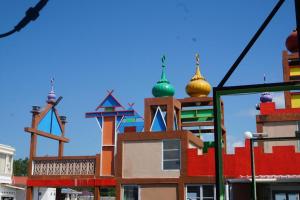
140;185;177;200
122;141;180;178
263;121;299;153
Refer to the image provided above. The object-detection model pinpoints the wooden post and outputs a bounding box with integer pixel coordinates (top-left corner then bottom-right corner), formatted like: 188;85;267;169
94;187;101;200
58;116;66;157
56;188;62;200
116;184;121;200
28;106;39;177
26;186;33;200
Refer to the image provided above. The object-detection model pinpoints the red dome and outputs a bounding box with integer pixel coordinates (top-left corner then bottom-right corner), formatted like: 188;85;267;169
286;30;298;53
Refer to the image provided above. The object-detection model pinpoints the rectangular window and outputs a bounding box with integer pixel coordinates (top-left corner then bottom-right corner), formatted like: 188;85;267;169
123;185;139;200
163;139;180;170
186;185;215;200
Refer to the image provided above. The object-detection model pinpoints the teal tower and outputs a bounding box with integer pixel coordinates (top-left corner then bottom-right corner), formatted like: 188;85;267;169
152;55;175;97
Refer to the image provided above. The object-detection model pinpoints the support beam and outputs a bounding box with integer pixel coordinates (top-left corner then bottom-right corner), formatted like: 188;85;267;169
26;187;33;200
56;188;62;200
94;187;101;200
213;88;224;200
218;0;285;87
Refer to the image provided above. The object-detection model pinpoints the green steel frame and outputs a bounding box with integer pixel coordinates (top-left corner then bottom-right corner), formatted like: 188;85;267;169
213;81;300;200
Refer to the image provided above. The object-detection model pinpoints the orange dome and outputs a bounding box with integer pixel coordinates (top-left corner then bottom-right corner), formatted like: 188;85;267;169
286;30;298;53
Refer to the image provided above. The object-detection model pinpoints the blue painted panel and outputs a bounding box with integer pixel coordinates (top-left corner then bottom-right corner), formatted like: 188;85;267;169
38;109;62;135
100;94;122;108
97;117;103;129
116;116;123;128
151;108;166;132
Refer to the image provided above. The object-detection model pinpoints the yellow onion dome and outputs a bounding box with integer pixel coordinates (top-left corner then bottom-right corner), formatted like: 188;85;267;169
185;54;211;97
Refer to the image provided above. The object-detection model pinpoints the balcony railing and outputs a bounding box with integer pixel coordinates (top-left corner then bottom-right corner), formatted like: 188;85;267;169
32;156;97;176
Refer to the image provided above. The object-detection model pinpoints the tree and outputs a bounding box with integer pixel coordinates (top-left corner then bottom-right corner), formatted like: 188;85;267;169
13;157;28;176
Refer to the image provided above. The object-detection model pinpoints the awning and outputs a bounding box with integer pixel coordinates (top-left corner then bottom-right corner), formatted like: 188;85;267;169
3;184;26;190
227;175;300;183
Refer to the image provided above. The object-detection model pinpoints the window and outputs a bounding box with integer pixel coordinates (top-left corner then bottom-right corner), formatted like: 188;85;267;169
186;185;215;200
163;139;180;170
273;191;300;200
123;185;139;200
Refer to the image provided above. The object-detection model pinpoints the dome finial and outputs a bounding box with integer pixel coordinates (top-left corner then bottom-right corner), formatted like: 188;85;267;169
185;53;211;97
160;55;167;81
47;78;56;103
152;55;175;97
196;53;200;66
260;74;272;103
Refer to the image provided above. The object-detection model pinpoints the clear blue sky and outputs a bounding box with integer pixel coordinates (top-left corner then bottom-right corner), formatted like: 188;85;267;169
0;0;297;158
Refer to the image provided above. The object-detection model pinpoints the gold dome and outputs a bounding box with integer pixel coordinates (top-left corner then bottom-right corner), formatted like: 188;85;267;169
185;54;211;97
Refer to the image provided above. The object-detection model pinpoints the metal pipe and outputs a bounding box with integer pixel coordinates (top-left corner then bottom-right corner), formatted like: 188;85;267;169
213;88;225;200
250;139;257;200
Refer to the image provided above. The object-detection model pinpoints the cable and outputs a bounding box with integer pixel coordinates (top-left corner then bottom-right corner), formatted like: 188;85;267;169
0;0;48;39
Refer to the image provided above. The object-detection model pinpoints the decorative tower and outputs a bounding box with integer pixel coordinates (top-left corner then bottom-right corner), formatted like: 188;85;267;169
185;54;211;97
144;56;181;132
283;29;300;108
260;75;273;103
179;54;226;152
24;79;68;199
152;55;175;97
85;91;137;176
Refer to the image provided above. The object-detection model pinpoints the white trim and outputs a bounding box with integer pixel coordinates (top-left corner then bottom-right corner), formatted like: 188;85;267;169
99;117;104;176
116;116;124;130
114;116;118;156
3;184;25;190
95;117;102;132
174;110;178;130
150;106;167;131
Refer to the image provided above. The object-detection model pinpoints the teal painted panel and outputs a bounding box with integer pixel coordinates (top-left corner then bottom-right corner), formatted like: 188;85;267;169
181;109;214;119
38;109;62;135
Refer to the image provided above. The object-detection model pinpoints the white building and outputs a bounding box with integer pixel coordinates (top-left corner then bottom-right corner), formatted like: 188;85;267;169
33;187;56;200
0;144;16;200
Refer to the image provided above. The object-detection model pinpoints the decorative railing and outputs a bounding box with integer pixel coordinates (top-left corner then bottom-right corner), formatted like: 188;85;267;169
32;156;97;176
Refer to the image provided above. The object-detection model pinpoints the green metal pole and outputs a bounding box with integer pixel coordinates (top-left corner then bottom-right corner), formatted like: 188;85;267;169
250;139;257;200
213;88;225;200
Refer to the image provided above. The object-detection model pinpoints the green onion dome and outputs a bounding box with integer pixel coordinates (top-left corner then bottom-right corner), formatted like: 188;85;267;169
152;55;175;97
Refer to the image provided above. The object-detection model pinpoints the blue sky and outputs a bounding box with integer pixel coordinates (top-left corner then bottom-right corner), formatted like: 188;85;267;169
0;1;297;158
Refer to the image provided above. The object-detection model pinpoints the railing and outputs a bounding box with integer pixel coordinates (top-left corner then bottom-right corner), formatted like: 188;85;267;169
32;156;97;176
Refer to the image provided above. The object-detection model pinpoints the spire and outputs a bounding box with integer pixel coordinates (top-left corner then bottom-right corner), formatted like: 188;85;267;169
47;78;56;103
160;55;168;82
260;74;272;103
152;55;175;97
186;53;211;97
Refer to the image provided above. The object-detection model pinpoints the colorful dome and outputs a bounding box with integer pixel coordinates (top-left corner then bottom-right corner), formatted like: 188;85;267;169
286;29;298;53
152;56;175;97
47;78;56;103
186;54;211;97
260;92;273;103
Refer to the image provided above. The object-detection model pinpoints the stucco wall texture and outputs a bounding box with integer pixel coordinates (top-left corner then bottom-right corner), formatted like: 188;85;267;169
263;121;299;153
122;141;180;178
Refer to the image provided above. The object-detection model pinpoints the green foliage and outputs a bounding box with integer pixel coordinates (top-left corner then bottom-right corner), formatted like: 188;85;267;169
13;157;28;176
100;187;116;197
